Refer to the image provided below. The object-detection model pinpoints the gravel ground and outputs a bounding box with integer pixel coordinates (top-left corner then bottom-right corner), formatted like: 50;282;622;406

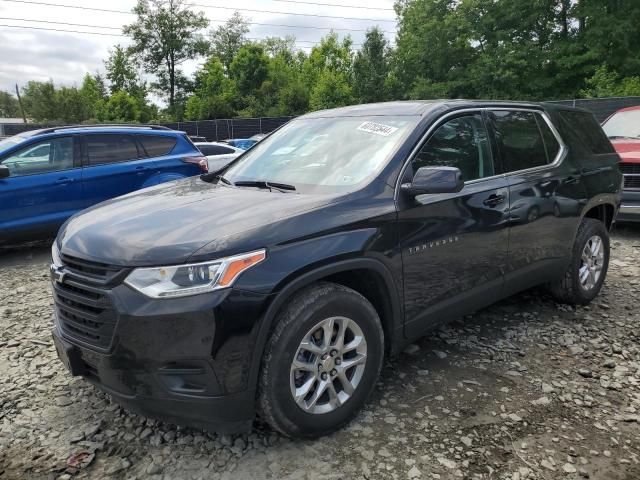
1;226;639;480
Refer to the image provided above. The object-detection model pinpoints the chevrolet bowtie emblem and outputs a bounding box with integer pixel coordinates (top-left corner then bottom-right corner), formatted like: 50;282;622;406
51;265;67;284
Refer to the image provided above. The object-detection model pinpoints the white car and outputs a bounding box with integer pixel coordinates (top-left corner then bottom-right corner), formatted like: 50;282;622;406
194;142;243;172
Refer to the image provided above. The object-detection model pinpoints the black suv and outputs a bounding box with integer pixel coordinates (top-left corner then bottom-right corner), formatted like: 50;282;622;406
50;101;622;438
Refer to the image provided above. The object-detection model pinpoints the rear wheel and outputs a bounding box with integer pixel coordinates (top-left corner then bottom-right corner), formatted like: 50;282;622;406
258;282;384;438
549;218;610;305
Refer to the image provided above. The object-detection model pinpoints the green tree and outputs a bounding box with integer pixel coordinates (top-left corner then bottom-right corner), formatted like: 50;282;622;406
229;44;269;98
581;64;640;97
55;86;89;123
124;0;209;115
21;81;58;122
79;73;107;120
104;45;140;94
309;69;353;111
97;90;141;122
210;11;250;71
353;27;389;103
303;32;353;82
0;91;20;118
262;36;296;59
185;56;235;119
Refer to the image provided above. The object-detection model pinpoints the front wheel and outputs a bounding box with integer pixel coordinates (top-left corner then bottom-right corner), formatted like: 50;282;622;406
258;282;384;438
549;218;610;305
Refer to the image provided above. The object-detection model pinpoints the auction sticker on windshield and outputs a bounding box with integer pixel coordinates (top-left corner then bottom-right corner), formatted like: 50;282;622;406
357;121;399;137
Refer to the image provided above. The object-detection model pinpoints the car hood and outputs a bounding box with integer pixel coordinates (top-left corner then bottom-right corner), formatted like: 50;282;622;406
611;138;640;163
59;176;337;266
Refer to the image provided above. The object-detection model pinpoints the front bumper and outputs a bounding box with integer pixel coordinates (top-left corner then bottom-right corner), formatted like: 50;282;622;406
617;189;640;222
51;263;271;433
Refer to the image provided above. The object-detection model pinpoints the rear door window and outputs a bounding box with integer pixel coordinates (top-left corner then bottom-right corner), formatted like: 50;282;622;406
86;135;140;166
1;137;75;176
487;110;551;173
138;135;177;157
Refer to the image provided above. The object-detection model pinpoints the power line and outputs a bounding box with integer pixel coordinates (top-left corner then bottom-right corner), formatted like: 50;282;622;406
272;0;394;11
0;17;121;30
1;0;397;23
1;0;130;14
0;23;363;46
0;23;122;37
190;1;395;22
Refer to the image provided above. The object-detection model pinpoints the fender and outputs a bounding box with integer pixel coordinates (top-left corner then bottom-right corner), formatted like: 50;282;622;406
245;257;404;392
578;192;620;230
142;173;186;188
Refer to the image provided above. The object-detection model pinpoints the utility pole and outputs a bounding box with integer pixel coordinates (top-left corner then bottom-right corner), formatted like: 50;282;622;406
15;83;27;123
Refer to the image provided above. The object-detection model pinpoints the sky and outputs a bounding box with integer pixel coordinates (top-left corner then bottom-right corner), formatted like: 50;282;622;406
0;0;397;97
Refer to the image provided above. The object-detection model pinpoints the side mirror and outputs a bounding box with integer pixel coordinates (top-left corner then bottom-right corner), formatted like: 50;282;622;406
401;166;463;197
0;165;9;179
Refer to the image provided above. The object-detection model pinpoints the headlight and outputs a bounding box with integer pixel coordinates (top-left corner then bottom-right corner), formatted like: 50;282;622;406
124;249;266;298
51;242;62;267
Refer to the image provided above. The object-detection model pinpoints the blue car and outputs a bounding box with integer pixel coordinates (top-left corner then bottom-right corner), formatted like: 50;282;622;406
224;138;259;150
0;125;207;244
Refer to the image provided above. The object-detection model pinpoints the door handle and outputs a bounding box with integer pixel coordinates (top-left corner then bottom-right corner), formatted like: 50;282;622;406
56;177;74;184
483;194;505;207
563;175;580;185
135;166;147;175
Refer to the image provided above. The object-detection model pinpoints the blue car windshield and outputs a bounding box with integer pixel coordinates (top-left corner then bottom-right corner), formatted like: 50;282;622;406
223;115;419;193
0;135;25;155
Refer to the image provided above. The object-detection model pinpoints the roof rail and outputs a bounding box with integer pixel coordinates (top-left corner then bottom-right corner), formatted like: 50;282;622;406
34;124;172;135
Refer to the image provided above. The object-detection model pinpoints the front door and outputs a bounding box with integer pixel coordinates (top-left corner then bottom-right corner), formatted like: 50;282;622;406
0;136;83;239
396;112;510;338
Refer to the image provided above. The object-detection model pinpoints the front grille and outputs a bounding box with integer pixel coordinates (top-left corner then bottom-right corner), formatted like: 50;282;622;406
60;254;123;282
53;255;126;351
621;163;640;189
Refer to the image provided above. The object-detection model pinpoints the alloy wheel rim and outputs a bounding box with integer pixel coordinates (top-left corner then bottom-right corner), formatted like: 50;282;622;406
290;316;367;414
579;235;604;291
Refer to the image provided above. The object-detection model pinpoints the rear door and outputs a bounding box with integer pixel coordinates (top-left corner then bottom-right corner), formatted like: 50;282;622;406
485;109;586;294
397;111;510;338
0;135;83;238
80;133;158;207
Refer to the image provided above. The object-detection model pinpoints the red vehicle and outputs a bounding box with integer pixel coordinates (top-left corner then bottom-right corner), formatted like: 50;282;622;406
602;105;640;222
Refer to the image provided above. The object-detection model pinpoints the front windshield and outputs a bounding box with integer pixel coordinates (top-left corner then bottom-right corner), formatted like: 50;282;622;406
223;115;419;193
602;110;640;139
0;134;25;155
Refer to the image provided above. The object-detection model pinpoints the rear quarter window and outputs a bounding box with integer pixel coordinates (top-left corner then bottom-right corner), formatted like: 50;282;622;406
138;135;177;157
557;111;614;155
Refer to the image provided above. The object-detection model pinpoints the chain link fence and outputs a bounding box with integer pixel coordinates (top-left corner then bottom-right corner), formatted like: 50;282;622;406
0;116;294;140
546;96;640;122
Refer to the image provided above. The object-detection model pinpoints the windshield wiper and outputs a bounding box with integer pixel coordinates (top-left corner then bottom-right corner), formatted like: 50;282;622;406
200;171;234;185
234;180;297;193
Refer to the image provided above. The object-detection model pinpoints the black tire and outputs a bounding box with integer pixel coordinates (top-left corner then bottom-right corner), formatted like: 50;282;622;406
257;282;384;438
548;218;610;305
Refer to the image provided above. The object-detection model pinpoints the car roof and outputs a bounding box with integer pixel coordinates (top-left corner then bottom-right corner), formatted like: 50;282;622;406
20;125;180;138
299;99;592;119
